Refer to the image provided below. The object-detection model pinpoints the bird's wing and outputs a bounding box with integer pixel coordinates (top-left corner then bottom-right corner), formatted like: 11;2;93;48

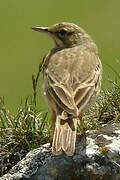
47;74;78;115
73;59;102;113
44;47;102;115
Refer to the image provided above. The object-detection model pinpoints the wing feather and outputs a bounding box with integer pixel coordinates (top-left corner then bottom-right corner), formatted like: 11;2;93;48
43;46;102;116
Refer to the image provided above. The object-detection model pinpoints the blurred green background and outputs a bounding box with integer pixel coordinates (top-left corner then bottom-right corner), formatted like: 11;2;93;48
0;0;120;113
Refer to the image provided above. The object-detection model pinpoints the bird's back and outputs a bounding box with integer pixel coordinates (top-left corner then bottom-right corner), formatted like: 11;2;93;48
46;42;100;86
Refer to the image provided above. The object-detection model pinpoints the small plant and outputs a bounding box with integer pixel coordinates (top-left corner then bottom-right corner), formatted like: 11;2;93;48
32;55;46;107
79;80;120;131
0;97;50;176
0;60;51;176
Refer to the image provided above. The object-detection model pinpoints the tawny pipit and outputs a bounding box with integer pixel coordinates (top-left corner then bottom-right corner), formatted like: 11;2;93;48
32;22;102;156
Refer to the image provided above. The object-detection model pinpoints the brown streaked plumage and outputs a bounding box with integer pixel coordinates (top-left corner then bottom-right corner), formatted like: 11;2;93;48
32;22;102;156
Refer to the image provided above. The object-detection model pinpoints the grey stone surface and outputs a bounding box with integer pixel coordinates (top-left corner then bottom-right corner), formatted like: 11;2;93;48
1;123;120;180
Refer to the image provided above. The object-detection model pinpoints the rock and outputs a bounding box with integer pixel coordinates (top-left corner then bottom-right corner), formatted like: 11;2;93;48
1;123;120;180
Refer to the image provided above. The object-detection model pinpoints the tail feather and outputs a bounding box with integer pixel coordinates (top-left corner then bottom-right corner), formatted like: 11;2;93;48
52;121;63;155
52;115;77;156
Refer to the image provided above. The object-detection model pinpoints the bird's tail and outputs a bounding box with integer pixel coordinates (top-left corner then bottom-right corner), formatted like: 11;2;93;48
52;114;77;156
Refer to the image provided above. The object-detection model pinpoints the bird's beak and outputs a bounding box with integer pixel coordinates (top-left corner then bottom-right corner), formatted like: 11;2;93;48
32;27;49;34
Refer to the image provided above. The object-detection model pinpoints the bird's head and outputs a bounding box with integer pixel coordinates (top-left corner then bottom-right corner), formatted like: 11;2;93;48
32;22;92;48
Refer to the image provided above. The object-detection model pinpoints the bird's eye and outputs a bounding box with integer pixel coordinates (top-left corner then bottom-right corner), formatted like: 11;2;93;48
58;29;67;36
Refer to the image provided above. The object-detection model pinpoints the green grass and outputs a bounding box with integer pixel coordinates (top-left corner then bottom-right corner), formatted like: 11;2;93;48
0;65;120;177
0;97;51;176
0;62;52;176
81;81;120;130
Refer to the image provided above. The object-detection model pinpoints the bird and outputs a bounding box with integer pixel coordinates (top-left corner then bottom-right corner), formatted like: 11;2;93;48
32;22;102;156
